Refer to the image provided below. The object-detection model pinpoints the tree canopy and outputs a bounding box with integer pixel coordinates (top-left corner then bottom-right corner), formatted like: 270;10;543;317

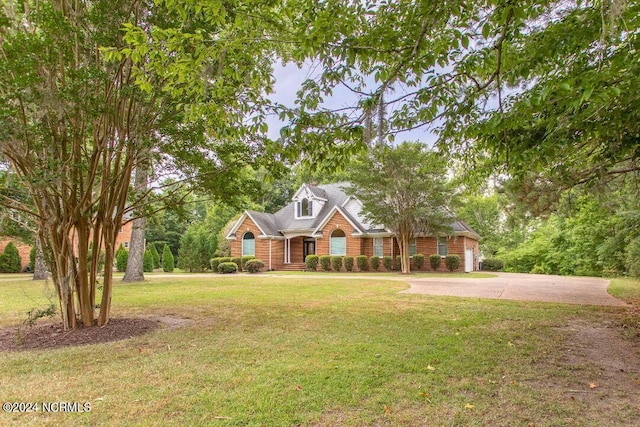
346;142;454;274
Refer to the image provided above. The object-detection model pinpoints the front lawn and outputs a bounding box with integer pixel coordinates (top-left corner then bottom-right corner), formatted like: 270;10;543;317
0;275;637;426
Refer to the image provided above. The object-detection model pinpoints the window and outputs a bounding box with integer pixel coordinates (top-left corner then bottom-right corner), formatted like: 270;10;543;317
330;229;346;255
373;237;384;257
409;238;417;256
437;237;448;256
297;198;313;217
124;241;129;249
242;232;255;256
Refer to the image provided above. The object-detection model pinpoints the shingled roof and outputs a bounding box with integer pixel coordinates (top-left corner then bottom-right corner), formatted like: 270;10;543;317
227;182;480;240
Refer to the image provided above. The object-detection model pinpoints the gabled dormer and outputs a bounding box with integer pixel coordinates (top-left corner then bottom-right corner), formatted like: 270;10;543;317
292;183;327;220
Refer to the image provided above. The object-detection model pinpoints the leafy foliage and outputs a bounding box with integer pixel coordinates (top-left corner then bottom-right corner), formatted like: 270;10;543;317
370;256;380;271
330;256;343;272
356;255;368;272
245;259;265;273
430;255;442;271
319;255;332;272
0;242;21;273
382;256;393;271
445;255;461;272
143;250;154;273
347;142;454;274
217;262;238;274
116;245;129;273
482;259;504;272
305;255;319;271
344;256;354;272
162;245;174;273
413;254;425;270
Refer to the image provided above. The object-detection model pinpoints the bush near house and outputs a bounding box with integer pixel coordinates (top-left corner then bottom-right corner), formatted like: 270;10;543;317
430;254;441;270
218;262;238;274
319;255;331;271
344;256;354;272
445;254;461;272
241;255;255;271
231;257;243;269
395;255;401;271
370;256;380;271
382;256;393;271
305;255;319;271
331;256;343;272
482;258;504;271
245;259;264;273
413;254;425;270
356;255;368;271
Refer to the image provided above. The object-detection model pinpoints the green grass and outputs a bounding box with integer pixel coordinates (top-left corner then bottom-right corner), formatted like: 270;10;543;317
608;277;640;302
0;275;635;426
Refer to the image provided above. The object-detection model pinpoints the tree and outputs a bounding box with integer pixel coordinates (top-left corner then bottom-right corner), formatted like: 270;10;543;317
148;244;160;269
0;242;22;273
0;0;291;330
162;245;174;273
346;142;454;274
284;1;639;199
123;160;149;283
115;245;129;273
143;250;154;273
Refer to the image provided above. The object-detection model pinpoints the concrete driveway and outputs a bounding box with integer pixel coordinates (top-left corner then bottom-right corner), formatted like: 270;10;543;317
402;272;628;306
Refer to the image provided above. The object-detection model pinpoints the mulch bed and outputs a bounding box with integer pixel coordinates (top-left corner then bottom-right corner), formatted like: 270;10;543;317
0;318;160;352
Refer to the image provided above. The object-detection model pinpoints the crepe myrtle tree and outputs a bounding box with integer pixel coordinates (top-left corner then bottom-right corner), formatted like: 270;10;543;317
346;142;455;274
0;0;292;329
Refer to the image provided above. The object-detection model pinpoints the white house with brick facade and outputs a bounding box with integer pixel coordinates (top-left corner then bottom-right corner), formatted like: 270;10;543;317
226;182;480;272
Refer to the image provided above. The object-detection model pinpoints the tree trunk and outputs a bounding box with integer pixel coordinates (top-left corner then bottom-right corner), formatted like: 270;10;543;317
123;162;148;282
32;237;48;280
398;232;412;274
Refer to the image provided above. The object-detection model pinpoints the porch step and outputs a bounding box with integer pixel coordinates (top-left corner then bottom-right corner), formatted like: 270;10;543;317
279;263;307;271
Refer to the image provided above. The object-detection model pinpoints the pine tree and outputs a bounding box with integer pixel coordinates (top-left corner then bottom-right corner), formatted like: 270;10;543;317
162;244;174;273
115;244;128;272
0;242;22;273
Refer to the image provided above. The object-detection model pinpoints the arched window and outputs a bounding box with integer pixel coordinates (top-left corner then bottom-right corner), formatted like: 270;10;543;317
242;232;255;256
330;229;346;255
297;198;313;217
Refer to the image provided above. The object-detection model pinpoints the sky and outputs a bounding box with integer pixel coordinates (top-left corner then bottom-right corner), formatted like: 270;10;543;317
266;62;439;146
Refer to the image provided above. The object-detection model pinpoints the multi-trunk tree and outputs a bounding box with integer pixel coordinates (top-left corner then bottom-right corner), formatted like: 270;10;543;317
0;0;286;330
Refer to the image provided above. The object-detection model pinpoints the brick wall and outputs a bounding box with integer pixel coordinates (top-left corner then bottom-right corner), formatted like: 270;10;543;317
316;210;362;257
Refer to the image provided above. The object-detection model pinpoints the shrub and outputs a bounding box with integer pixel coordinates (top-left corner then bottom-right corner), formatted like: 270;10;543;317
382;256;393;270
218;262;238;274
413;254;425;270
218;257;232;264
210;257;222;272
331;256;343;272
530;265;548;274
482;258;504;271
241;255;256;271
115;244;128;272
162;245;174;272
344;256;354;272
0;242;21;273
356;255;369;271
430;254;441;270
626;237;640;278
305;255;319;271
149;244;161;268
143;250;154;272
29;246;36;272
245;259;265;273
231;257;243;269
445;254;461;271
319;255;332;271
396;255;402;271
370;256;380;271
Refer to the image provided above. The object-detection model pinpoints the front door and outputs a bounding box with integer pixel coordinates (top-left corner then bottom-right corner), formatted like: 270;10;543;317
303;239;315;262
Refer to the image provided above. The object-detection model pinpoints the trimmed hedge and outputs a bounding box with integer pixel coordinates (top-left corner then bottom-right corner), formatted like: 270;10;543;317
445;254;461;271
218;262;238;274
241;255;255;271
382;256;393;270
370;256;380;271
143;250;154;272
319;255;332;271
482;258;504;271
356;255;368;271
245;259;264;273
305;255;319;271
231;257;243;269
344;256;354;272
413;253;425;270
396;255;401;271
429;254;441;270
331;256;343;272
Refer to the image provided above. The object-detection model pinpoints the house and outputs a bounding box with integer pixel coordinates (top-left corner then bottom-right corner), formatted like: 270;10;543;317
226;182;480;272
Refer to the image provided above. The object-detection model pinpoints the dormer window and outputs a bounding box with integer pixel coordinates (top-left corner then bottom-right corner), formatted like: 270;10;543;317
296;198;313;218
